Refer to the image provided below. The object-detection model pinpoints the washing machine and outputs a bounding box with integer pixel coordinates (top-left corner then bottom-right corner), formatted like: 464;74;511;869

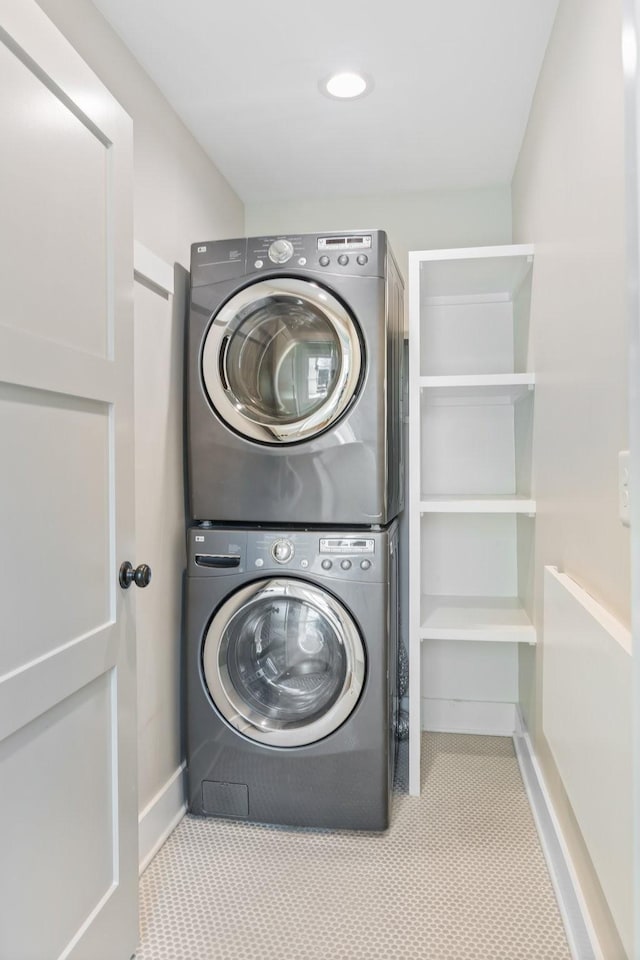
185;521;399;831
186;230;404;526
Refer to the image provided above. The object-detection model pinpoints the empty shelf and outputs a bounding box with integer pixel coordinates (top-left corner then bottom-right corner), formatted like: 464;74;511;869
420;595;536;644
419;373;535;403
419;495;536;514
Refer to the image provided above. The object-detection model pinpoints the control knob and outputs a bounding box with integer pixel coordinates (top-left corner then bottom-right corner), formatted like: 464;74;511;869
268;239;294;264
272;539;294;563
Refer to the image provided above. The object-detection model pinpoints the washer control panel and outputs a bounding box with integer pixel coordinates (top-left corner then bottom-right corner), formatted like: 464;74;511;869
189;528;385;582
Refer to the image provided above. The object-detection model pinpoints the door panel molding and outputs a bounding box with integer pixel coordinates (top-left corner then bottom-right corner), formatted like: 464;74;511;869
0;3;137;958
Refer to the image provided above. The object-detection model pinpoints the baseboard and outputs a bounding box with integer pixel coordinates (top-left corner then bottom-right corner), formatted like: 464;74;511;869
138;762;187;875
421;698;516;735
513;711;603;960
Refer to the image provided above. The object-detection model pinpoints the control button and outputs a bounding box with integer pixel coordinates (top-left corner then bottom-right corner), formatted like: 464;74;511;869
298;257;307;266
360;559;372;570
340;559;352;570
255;558;264;567
337;254;349;266
268;239;294;264
254;259;264;269
321;559;332;570
300;559;309;569
319;255;330;267
272;539;294;563
357;254;368;265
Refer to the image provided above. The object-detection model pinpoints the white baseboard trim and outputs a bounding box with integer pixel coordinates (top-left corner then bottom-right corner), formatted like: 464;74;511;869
138;762;187;875
513;711;603;960
421;698;516;735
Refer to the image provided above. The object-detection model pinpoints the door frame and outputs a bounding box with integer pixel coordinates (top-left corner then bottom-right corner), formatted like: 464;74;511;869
622;3;640;955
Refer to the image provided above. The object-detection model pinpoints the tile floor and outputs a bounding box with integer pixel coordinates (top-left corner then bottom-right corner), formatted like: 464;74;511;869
137;733;571;959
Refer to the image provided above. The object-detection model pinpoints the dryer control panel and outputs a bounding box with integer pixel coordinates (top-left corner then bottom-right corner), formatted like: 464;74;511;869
190;230;387;286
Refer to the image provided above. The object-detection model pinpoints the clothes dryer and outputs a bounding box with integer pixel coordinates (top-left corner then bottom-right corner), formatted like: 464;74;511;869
184;522;399;830
186;231;404;526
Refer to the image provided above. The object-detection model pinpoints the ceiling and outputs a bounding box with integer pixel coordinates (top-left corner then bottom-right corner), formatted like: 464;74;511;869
91;0;559;204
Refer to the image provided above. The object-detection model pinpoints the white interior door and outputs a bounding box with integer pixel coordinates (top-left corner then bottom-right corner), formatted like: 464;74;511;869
0;3;138;958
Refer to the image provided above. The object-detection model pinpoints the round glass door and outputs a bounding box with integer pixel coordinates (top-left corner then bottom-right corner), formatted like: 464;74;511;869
201;278;363;443
202;579;366;747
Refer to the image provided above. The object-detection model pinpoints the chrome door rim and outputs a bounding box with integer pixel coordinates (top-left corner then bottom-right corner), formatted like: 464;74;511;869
201;278;363;444
201;578;366;747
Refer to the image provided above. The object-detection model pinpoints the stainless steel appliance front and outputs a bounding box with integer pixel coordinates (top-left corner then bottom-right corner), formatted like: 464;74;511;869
186;230;404;526
185;523;399;830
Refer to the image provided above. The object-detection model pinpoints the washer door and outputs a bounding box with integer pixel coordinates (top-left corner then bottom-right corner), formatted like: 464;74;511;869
201;278;363;444
202;578;366;747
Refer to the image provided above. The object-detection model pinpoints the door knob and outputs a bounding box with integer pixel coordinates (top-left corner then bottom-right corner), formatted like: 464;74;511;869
119;561;152;589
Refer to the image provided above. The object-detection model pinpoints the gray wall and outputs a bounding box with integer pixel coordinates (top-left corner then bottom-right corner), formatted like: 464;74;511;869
35;0;244;819
512;0;630;954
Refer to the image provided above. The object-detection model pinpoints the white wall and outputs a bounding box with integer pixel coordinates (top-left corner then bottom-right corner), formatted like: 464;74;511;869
512;0;631;954
35;0;243;270
35;0;244;824
246;186;512;284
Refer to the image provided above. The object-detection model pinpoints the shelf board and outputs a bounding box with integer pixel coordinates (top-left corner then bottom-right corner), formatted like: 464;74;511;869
419;495;536;514
419;373;535;403
420;595;536;644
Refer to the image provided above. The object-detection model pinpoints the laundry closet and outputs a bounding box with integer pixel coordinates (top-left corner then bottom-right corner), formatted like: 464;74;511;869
0;1;637;959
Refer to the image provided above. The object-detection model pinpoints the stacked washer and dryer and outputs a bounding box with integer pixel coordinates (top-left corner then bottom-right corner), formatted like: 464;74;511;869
184;230;404;830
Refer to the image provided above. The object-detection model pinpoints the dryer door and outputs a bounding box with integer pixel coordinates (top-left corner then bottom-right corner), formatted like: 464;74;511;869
202;578;366;747
201;278;362;443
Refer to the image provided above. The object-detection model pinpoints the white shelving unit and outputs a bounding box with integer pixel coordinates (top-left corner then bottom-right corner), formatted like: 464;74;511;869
408;244;536;796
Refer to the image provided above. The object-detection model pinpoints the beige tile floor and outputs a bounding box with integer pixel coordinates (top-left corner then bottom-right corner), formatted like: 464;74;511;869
137;733;571;959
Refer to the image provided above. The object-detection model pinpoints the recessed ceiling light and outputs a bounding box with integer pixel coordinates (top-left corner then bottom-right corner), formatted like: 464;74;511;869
321;71;371;100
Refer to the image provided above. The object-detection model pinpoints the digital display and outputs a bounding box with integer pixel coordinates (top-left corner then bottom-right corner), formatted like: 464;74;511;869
317;235;372;252
319;538;375;554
